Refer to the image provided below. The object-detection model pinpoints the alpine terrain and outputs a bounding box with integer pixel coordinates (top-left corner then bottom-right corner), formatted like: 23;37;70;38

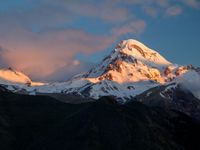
1;39;200;150
1;39;199;100
1;39;200;119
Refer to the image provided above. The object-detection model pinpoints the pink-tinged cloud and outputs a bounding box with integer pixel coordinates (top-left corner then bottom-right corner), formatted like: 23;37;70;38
143;6;158;17
0;18;146;81
68;1;131;23
0;28;116;80
112;20;146;37
0;46;9;68
165;5;183;16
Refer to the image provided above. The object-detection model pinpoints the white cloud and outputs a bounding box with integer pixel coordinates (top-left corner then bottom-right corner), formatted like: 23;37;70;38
178;70;200;99
112;20;146;37
165;5;183;16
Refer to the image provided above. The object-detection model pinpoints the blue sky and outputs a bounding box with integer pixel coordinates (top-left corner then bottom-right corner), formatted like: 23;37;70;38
0;0;200;81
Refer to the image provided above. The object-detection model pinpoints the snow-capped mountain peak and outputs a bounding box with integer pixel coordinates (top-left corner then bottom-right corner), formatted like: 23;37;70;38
0;68;32;85
0;68;45;92
83;39;173;85
115;39;171;66
56;39;196;101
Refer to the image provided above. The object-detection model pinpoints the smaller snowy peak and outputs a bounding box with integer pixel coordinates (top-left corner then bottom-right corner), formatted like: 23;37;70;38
0;68;32;85
0;68;45;87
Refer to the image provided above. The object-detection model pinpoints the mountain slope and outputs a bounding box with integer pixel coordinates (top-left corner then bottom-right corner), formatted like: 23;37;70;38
0;68;45;93
0;68;31;85
1;89;200;150
29;39;198;102
134;83;200;120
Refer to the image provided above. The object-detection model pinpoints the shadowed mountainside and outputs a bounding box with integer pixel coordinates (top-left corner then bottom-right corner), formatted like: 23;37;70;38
0;87;200;150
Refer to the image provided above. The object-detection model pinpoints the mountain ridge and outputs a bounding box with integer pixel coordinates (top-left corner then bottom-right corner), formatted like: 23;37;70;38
1;88;200;150
0;39;199;103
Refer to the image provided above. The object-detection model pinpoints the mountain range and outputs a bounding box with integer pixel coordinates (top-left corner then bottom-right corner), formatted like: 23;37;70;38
1;86;200;150
1;39;200;150
1;39;200;120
